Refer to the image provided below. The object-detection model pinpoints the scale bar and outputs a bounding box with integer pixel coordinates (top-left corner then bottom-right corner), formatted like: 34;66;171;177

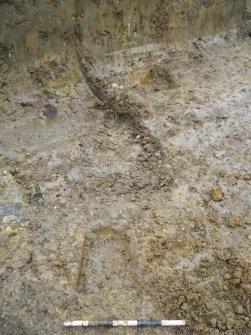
64;320;186;327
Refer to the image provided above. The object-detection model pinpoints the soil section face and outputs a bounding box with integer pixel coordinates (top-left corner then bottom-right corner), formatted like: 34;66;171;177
0;1;251;335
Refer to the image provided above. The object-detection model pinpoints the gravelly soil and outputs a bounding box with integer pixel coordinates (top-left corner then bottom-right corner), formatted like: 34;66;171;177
0;32;250;335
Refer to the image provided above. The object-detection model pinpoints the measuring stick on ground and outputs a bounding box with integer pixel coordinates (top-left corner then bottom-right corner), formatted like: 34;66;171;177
64;320;186;327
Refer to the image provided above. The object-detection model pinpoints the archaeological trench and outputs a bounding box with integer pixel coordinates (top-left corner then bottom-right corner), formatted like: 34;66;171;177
0;1;251;334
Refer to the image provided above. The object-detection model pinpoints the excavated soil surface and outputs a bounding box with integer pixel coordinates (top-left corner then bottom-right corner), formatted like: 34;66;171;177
0;33;251;335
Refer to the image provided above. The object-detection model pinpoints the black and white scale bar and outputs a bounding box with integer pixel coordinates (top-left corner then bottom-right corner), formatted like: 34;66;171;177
64;320;186;327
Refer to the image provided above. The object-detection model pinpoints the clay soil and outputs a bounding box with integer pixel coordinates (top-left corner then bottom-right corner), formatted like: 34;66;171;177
0;33;251;335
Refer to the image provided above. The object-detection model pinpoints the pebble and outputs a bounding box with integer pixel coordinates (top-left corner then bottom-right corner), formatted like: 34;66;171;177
211;318;217;328
211;185;223;202
228;215;242;228
235;305;244;314
219;170;226;177
42;104;58;119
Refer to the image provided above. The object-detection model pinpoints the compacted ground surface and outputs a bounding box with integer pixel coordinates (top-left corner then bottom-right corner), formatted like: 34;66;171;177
0;32;250;335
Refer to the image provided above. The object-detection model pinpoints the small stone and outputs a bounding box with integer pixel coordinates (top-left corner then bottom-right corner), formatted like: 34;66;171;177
235;305;244;314
211;318;217;328
226;316;235;329
216;320;222;329
211;185;223;202
233;269;242;278
243;173;251;180
228;215;242;228
219;170;226;177
216;250;231;261
208;256;215;263
42;104;58;119
232;278;240;285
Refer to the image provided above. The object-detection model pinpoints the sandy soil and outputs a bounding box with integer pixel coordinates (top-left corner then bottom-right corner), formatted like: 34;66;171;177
0;32;250;335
